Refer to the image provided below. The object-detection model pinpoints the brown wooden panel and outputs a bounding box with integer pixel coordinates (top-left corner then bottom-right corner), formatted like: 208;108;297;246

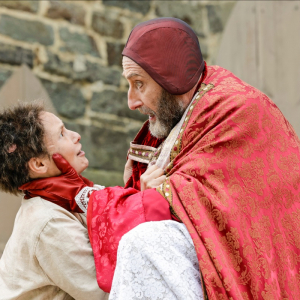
216;1;300;136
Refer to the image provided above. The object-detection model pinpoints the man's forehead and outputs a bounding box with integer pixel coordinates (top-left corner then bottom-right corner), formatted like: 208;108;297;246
122;56;145;78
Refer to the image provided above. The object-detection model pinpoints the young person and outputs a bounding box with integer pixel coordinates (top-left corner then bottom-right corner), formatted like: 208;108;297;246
0;103;108;300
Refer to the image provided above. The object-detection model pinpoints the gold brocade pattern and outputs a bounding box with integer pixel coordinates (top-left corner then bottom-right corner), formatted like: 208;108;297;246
157;65;300;299
157;177;180;221
164;83;214;174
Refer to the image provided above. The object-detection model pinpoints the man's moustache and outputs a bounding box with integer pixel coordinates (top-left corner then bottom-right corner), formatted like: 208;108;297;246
138;107;156;116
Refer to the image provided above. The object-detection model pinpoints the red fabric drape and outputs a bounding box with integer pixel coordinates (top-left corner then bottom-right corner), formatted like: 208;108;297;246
88;64;300;299
87;187;171;292
122;65;300;299
153;65;300;299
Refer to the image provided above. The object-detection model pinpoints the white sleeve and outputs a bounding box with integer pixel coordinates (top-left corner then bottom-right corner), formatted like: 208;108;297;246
75;185;105;213
35;215;109;300
109;221;203;300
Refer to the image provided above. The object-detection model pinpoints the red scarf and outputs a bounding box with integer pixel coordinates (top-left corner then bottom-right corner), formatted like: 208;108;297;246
19;172;94;213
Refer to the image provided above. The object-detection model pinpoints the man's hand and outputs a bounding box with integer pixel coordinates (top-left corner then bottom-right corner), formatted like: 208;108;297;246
140;165;166;191
124;158;133;185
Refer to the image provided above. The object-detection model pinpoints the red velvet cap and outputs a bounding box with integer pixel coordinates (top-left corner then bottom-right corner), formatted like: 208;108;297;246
122;17;205;95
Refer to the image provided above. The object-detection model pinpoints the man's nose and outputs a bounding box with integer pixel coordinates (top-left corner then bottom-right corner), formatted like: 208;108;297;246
128;88;143;110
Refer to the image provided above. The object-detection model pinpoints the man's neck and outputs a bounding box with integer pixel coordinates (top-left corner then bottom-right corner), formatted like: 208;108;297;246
179;74;202;110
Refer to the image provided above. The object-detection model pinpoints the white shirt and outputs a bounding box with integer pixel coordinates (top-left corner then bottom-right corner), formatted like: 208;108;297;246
0;196;109;300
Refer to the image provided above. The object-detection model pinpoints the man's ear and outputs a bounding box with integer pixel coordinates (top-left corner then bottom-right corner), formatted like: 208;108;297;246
28;156;50;179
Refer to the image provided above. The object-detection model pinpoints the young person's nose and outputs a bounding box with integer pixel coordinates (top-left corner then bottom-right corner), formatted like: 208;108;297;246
70;131;81;143
128;88;143;110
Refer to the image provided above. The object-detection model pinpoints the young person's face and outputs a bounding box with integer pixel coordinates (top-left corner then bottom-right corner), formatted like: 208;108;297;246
41;112;88;175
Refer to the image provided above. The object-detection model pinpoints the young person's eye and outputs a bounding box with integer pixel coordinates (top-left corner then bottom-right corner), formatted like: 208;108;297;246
60;131;64;137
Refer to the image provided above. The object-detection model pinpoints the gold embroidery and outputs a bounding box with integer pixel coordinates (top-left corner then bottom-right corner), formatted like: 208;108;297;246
157;177;181;221
238;157;266;196
153;65;300;299
261;280;278;300
167;83;215;170
282;209;300;250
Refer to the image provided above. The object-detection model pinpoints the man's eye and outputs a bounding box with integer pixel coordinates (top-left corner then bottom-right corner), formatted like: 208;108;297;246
135;81;143;89
60;132;64;137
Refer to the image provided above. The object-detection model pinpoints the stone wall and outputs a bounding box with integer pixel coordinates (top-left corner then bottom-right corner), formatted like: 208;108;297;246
0;0;235;186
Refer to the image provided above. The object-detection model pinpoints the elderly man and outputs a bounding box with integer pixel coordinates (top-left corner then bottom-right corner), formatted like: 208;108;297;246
113;17;300;299
22;17;300;300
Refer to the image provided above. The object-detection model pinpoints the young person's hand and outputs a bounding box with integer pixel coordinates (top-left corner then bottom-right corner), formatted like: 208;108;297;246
140;165;166;191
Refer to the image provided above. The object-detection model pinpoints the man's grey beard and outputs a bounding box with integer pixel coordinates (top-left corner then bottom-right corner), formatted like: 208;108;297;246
139;89;186;139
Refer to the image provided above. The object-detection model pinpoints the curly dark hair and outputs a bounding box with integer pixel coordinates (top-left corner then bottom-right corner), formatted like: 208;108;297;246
0;102;49;195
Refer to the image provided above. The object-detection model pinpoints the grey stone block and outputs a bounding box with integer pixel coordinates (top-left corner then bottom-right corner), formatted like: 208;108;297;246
72;61;121;85
107;42;125;67
90;115;142;138
64;122;135;172
43;51;121;85
207;5;223;33
199;42;208;61
0;1;39;13
44;51;73;78
155;2;205;38
103;0;151;15
85;62;121;85
92;11;124;39
216;2;236;31
59;27;100;57
0;69;12;89
46;1;85;26
0;43;34;67
0;15;54;46
91;90;147;121
41;79;86;119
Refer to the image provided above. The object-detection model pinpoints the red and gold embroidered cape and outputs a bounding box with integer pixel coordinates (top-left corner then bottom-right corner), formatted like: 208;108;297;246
89;65;300;299
127;65;300;299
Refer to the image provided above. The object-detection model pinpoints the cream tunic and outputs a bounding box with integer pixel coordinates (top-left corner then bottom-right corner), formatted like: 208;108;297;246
0;196;108;300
